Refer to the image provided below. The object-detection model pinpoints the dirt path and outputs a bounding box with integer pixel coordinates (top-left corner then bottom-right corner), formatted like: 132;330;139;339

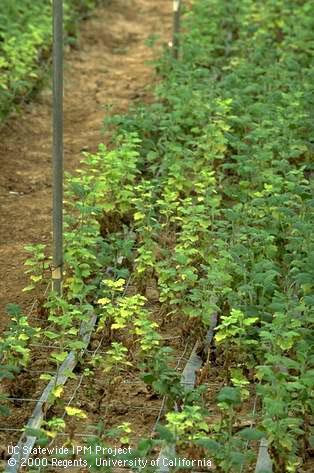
0;0;171;330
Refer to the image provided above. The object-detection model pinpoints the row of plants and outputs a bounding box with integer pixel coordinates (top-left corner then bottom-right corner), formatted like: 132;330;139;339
0;0;104;121
98;0;313;470
1;0;313;471
0;131;179;449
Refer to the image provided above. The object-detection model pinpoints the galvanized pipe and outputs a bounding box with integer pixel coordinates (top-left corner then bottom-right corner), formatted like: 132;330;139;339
52;0;64;294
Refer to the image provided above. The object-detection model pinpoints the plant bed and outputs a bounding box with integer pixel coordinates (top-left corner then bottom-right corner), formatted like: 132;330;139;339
1;0;313;471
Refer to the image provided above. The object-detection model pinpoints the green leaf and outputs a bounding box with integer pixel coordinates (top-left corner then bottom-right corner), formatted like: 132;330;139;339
238;427;264;441
217;387;241;405
39;373;52;381
195;438;221;451
50;351;68;363
156;425;175;444
5;303;22;317
0;404;11;416
44;331;59;340
66;340;87;350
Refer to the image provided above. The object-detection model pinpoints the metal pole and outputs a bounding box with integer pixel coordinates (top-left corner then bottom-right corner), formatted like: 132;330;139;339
173;0;181;59
52;0;63;294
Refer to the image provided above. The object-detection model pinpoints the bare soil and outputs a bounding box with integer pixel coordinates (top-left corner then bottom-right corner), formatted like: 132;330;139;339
0;0;171;332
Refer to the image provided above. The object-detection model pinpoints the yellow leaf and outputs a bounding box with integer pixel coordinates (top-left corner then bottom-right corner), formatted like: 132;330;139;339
18;334;29;341
111;322;125;329
215;332;227;343
52;386;63;398
134;212;145;221
115;279;125;287
30;275;42;282
65;407;87;419
45;430;57;439
97;297;111;305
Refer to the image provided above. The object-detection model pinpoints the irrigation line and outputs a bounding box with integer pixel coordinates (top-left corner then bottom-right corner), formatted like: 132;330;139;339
237;380;272;473
157;341;202;472
172;1;182;59
4;275;163;470
5;398;46;404
174;341;189;371
4;312;97;473
62;374;84;418
152;341;189;435
232;377;272;473
255;438;272;473
157;313;217;473
27;280;51;318
239;393;259;473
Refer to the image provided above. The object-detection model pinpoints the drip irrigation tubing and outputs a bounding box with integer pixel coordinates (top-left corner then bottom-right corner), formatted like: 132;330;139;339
255;438;272;473
155;311;273;473
4;312;97;473
3;278;137;471
157;312;218;473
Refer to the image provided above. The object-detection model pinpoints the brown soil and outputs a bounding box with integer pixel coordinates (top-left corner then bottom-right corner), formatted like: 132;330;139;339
0;305;190;471
0;0;171;332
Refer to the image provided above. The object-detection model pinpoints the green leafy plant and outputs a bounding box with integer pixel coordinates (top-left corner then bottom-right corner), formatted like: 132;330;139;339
0;0;105;121
141;347;182;401
2;1;313;469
